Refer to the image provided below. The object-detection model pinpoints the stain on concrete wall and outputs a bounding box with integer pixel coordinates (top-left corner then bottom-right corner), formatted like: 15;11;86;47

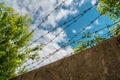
11;36;120;80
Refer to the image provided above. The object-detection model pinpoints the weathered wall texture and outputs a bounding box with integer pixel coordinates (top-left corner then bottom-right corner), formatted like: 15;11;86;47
11;36;120;80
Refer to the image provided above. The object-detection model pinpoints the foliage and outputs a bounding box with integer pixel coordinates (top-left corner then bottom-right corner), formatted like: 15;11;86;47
97;0;120;39
110;23;120;36
0;3;42;80
98;0;120;36
97;0;120;19
74;32;106;53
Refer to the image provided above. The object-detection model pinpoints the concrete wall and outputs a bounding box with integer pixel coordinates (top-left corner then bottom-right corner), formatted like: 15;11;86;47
11;36;120;80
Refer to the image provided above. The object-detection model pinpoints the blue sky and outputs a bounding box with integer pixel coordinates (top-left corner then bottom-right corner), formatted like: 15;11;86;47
56;1;114;48
1;0;115;69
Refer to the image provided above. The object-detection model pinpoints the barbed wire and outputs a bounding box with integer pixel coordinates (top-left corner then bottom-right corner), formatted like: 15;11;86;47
22;13;101;66
27;31;109;70
28;24;116;70
19;0;67;43
19;2;99;52
3;0;67;69
71;29;115;55
16;2;99;73
33;14;102;58
2;0;120;79
16;2;120;74
14;0;119;75
38;11;101;50
8;0;67;73
66;14;101;43
3;0;67;54
22;17;119;71
16;3;99;71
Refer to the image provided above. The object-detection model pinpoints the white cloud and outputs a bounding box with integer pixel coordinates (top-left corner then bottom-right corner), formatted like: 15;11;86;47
91;0;97;5
94;19;99;25
1;0;78;27
72;29;77;34
64;0;73;6
85;26;92;30
79;0;85;7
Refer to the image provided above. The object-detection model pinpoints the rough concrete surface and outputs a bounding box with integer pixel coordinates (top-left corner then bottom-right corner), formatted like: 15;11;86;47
11;36;120;80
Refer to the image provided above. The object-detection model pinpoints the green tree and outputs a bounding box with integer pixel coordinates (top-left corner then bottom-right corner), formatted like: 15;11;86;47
98;0;120;36
0;3;41;80
98;0;120;19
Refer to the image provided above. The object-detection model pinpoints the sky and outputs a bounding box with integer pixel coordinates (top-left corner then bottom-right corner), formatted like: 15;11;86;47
1;0;114;71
